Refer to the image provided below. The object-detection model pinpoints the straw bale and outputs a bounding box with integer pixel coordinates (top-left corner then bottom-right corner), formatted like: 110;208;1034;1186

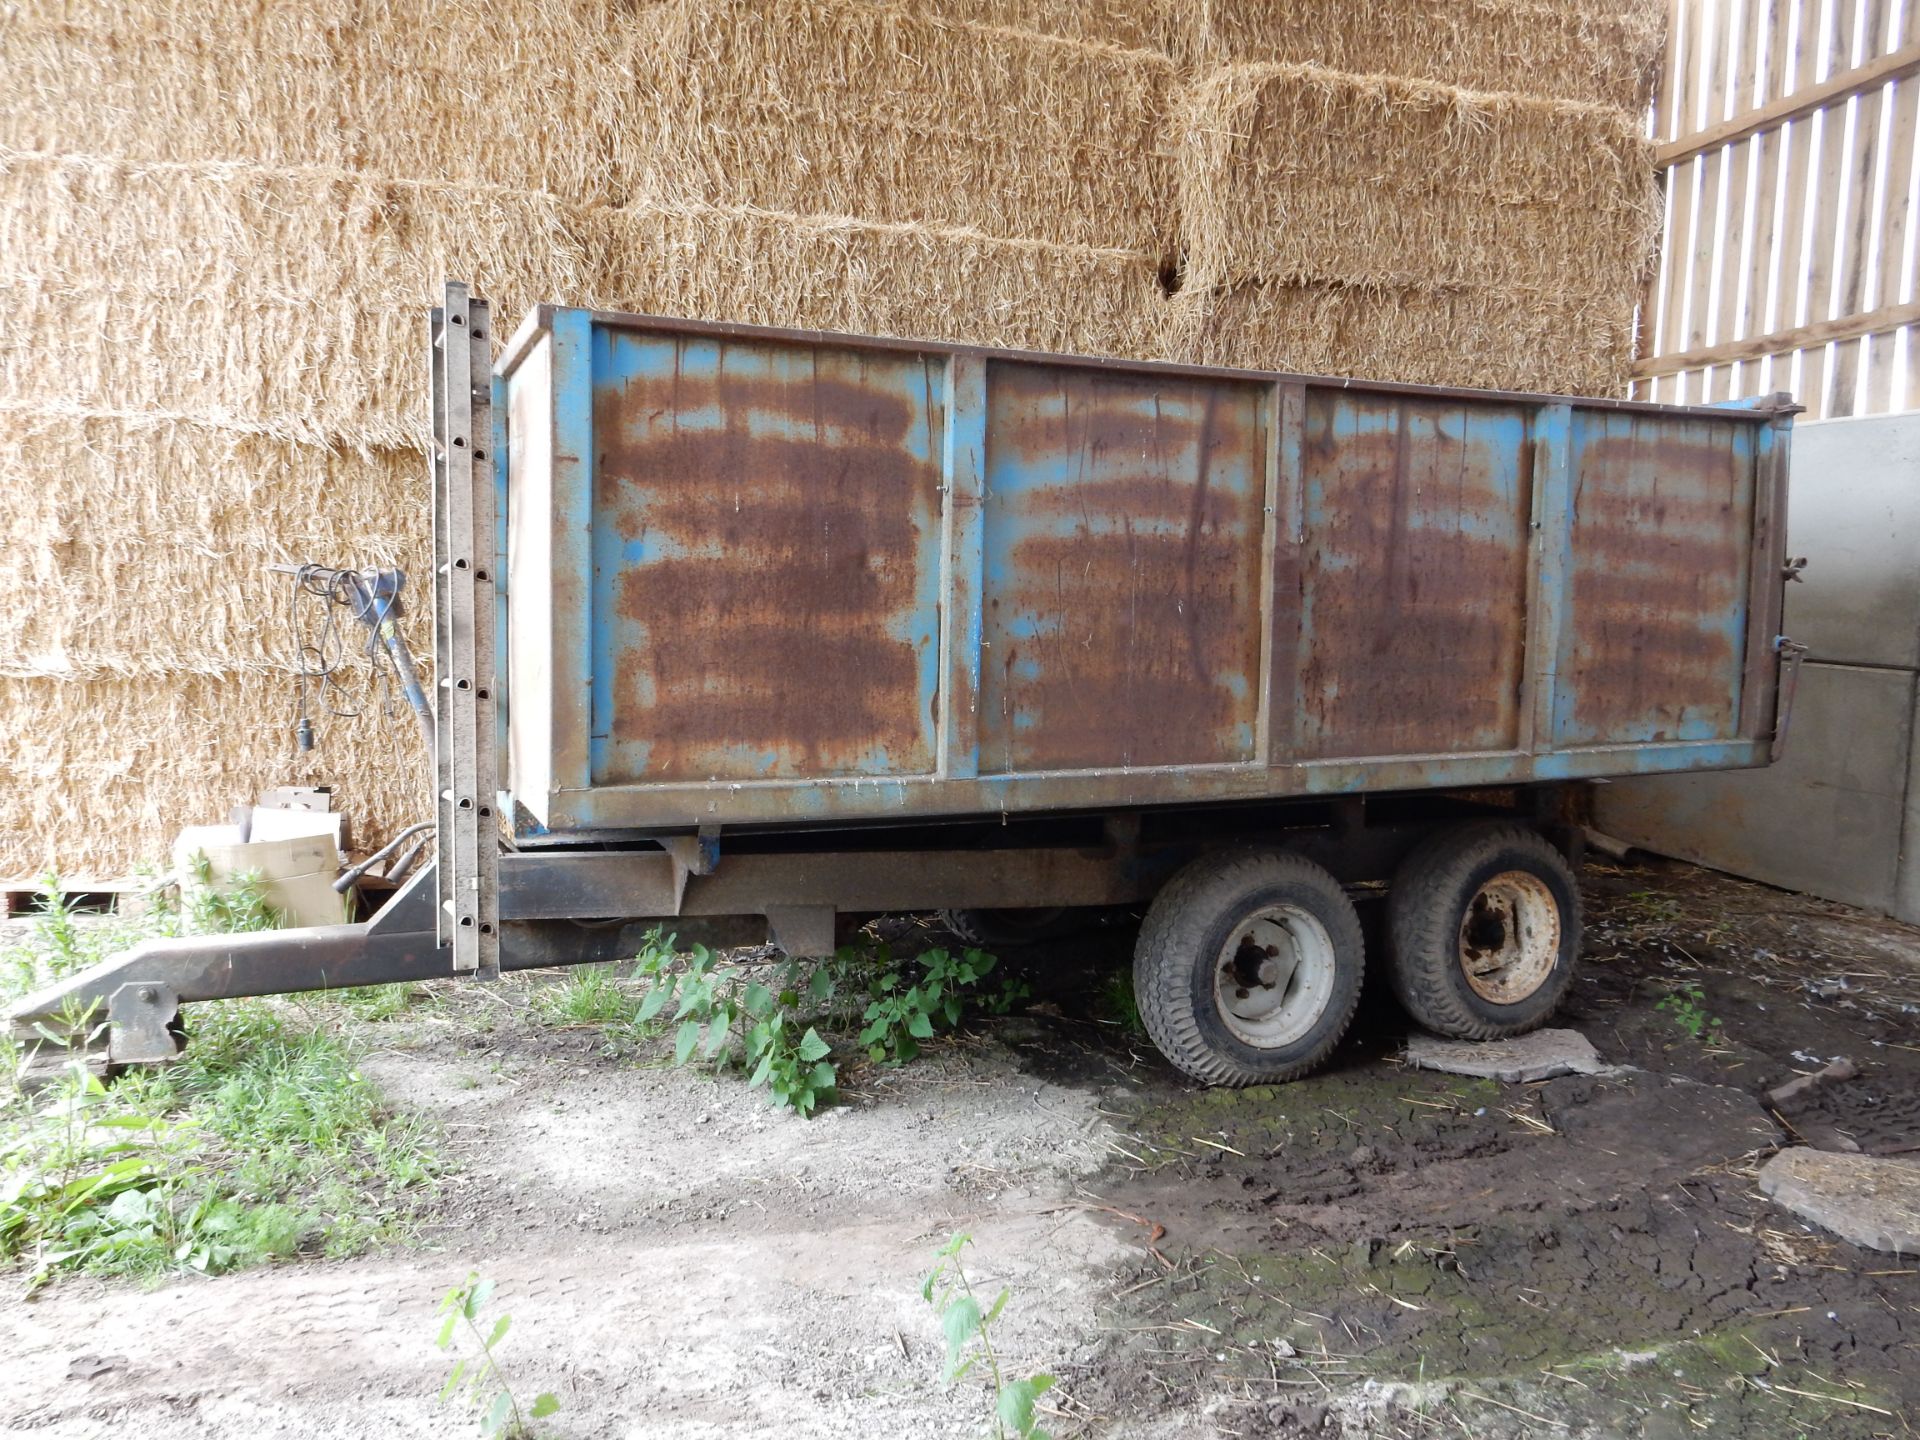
1174;64;1660;297
0;413;426;679
591;201;1170;359
0;2;643;202
634;0;1178;252
0;151;598;444
0;669;430;880
1186;1;1665;110
1167;280;1637;397
869;0;1664;108
870;0;1179;53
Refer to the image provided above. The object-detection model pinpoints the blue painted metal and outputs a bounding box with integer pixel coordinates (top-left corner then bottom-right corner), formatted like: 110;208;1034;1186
494;305;1795;834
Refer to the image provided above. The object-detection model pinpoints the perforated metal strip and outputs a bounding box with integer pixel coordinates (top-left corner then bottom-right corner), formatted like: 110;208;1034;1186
431;281;501;978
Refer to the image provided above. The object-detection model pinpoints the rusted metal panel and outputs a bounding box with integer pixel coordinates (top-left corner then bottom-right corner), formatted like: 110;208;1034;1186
1555;410;1756;745
978;361;1268;773
1289;391;1533;760
496;305;1793;833
589;330;945;783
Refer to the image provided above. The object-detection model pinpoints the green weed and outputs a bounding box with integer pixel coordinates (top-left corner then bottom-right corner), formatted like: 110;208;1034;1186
2;874;175;1002
181;854;284;935
1;869;439;1290
1620;890;1685;926
633;940;837;1115
924;1232;1055;1440
861;947;1027;1066
1094;968;1145;1037
3;860;282;1007
630;934;1029;1116
1656;982;1722;1040
435;1273;559;1438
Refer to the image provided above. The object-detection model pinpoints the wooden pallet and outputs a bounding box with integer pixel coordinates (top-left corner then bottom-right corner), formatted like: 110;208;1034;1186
1;877;161;918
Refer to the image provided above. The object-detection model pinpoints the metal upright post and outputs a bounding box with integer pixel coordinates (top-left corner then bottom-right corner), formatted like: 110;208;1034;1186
431;281;501;979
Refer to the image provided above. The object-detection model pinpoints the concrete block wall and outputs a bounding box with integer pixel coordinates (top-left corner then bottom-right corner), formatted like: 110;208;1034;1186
1592;411;1920;925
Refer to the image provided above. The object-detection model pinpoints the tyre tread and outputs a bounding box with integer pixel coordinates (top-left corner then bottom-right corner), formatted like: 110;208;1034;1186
1386;821;1581;1041
1134;851;1364;1086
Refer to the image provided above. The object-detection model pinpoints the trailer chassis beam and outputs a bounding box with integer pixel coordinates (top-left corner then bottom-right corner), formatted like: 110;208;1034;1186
8;800;1561;1071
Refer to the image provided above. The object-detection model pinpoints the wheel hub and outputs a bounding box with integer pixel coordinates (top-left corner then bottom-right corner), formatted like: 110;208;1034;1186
1457;870;1560;1004
1214;907;1337;1048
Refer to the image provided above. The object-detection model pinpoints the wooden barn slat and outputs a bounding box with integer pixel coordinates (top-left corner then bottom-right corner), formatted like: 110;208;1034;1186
1763;0;1822;408
1659;0;1697;143
1798;0;1864;416
1659;156;1706;401
1707;0;1759;400
1829;0;1898;410
1732;0;1798;396
1866;69;1919;407
1685;0;1733;406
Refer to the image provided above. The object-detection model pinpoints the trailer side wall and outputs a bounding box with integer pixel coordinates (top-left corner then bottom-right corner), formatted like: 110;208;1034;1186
500;307;1790;832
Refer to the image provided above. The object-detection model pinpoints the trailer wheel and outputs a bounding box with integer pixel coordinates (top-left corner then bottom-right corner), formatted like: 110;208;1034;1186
1386;822;1581;1040
1133;850;1364;1086
938;908;1082;949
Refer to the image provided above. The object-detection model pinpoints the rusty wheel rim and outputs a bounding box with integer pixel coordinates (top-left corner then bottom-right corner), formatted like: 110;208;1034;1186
1214;907;1338;1048
1457;870;1560;1004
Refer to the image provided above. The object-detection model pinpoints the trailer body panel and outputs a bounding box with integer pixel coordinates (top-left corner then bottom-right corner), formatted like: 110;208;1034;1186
498;306;1794;834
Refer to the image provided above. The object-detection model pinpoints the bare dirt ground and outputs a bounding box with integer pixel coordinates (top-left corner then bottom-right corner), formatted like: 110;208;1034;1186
4;855;1919;1439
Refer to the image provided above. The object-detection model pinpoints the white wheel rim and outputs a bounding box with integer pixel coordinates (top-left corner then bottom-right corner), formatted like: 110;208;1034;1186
1212;905;1339;1049
1458;870;1561;1004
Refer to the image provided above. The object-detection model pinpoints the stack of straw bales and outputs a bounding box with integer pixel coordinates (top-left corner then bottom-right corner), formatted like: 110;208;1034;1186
0;0;631;877
0;0;1663;879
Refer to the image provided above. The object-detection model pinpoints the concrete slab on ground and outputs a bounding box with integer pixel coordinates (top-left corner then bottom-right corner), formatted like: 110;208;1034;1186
1403;1028;1610;1083
1759;1147;1920;1253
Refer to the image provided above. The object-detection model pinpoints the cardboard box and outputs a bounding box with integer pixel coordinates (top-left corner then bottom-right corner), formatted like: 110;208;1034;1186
172;825;349;929
248;805;346;851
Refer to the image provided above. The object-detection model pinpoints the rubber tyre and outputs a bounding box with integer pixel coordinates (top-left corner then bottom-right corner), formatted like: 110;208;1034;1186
1133;850;1365;1087
938;908;1083;949
1386;821;1582;1040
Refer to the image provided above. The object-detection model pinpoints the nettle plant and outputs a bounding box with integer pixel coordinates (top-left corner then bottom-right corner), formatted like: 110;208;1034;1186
924;1232;1055;1440
435;1273;559;1439
861;947;1027;1065
634;940;837;1114
629;933;1028;1115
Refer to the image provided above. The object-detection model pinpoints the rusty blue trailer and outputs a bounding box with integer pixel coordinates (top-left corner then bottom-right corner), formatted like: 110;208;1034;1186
499;304;1793;835
14;283;1799;1087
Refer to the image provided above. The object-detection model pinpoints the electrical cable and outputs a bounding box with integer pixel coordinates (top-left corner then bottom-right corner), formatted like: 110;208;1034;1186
284;564;416;771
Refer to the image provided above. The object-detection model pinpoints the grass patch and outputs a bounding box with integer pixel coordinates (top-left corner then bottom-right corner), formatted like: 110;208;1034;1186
329;983;424;1022
529;966;639;1028
1094;967;1145;1037
1;870;441;1291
